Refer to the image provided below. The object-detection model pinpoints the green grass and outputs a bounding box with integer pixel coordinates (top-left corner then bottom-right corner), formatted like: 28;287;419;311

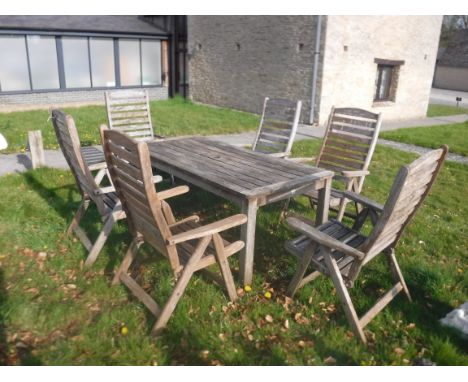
427;104;468;117
380;122;468;156
0;96;260;154
0;140;466;365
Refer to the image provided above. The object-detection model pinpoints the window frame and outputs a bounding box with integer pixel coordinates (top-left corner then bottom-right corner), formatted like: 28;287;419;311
0;30;167;95
373;58;405;103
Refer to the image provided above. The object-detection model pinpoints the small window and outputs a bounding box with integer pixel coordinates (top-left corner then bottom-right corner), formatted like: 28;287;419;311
141;40;161;85
374;58;404;103
90;38;115;87
27;35;60;90
62;37;91;88
119;39;141;86
0;36;30;91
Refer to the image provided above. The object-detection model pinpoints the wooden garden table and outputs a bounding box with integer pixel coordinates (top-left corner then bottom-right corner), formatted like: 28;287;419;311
147;136;333;286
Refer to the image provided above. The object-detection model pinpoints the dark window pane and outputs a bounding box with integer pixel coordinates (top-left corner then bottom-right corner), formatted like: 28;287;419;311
141;40;161;85
119;39;141;86
0;36;30;91
27;35;60;90
90;38;115;87
62;37;91;88
376;65;393;100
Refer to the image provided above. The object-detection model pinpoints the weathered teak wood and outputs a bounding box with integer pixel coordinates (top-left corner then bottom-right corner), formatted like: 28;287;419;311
284;146;448;344
304;106;382;221
252;97;302;158
28;130;46;169
147;136;333;286
102;127;247;334
49;109;126;267
105;89;161;141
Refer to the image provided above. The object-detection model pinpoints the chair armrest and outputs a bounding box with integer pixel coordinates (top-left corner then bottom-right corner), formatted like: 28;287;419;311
268;152;288;158
152;175;163;183
157;185;189;200
284;212;316;227
286;217;365;260
94;186;115;195
340;170;370;178
169;215;200;229
287;157;316;163
342;191;384;213
167;214;248;245
88;162;107;171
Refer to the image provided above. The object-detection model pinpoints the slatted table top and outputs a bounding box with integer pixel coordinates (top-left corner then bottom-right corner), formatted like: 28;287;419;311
148;136;333;200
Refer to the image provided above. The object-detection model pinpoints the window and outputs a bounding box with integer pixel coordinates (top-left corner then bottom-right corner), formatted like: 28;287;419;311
374;58;405;103
0;36;30;91
119;39;141;86
141;40;161;85
27;35;60;90
0;34;164;93
90;38;115;87
62;37;91;88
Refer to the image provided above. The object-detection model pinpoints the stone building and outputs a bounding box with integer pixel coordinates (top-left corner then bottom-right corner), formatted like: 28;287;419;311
433;29;468;92
188;16;443;125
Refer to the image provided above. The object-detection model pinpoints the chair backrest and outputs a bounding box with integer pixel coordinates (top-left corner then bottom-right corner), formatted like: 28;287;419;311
252;97;302;157
105;89;154;141
361;146;448;263
317;107;382;192
49;109;110;217
101;127;173;258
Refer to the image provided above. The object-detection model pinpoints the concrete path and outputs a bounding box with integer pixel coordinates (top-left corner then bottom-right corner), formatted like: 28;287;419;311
430;88;468;108
1;113;467;176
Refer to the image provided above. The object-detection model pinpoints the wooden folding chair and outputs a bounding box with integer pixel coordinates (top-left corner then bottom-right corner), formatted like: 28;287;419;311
105;89;163;141
284;146;448;344
101;127;247;334
252;97;302;158
289;107;382;222
49;109;132;267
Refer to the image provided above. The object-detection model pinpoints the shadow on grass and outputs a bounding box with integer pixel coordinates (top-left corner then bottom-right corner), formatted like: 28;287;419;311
0;269;43;365
20;170;131;275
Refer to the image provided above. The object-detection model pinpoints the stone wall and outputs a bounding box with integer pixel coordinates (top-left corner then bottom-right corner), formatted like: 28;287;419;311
187;15;324;123
318;16;443;126
0;86;168;112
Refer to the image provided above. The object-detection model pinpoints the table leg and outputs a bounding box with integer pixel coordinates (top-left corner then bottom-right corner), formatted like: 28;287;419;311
239;198;258;287
315;176;331;226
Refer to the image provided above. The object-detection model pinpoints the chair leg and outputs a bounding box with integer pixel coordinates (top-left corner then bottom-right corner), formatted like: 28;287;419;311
83;213;116;268
112;237;142;285
287;245;316;297
336;198;349;222
151;236;211;335
67;199;90;236
93;168;107;185
386;249;412;302
323;249;367;344
212;234;238;302
279;197;292;222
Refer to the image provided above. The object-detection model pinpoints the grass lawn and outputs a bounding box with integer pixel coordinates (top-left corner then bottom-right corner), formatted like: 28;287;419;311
0;141;466;365
0;97;260;154
380;122;468;156
427;104;468;118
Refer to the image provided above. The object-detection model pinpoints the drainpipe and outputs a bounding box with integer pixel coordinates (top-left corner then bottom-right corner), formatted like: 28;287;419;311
309;15;323;125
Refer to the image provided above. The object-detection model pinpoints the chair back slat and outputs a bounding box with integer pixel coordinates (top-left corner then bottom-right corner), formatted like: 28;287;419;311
50;109;109;216
101;128;171;255
252;97;302;156
317;107;382;192
105;89;154;141
363;146;448;259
